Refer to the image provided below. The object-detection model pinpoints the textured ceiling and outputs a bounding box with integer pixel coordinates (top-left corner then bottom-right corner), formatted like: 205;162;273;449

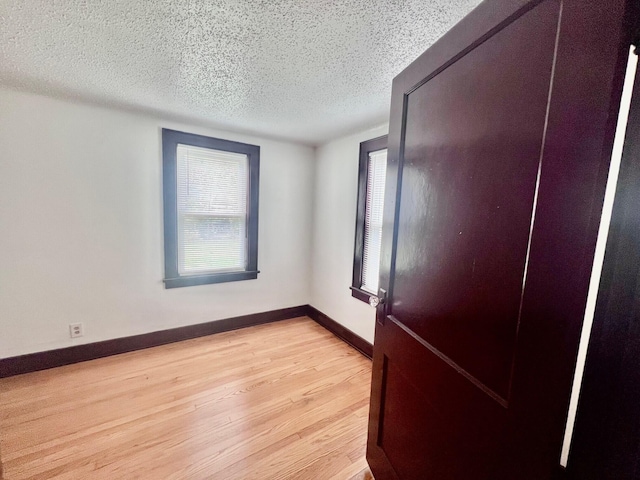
0;0;481;145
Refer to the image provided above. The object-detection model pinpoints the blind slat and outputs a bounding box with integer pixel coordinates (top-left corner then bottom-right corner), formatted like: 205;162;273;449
362;149;387;293
176;144;249;275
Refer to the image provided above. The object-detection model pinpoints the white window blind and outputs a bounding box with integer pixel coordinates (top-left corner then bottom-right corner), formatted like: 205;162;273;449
176;144;248;275
362;148;387;294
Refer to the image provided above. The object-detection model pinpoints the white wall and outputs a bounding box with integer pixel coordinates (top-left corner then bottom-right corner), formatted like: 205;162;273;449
0;87;315;359
310;125;388;345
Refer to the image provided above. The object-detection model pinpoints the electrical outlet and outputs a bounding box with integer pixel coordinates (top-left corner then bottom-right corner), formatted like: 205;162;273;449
69;323;84;338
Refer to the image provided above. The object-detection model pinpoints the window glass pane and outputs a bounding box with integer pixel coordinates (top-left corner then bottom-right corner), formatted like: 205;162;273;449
176;144;248;275
362;148;387;293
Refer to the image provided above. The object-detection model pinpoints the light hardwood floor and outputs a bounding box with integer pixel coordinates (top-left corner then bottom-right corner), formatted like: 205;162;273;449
0;317;373;479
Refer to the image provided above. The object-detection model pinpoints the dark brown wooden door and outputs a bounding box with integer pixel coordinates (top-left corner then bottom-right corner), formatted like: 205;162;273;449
367;1;635;478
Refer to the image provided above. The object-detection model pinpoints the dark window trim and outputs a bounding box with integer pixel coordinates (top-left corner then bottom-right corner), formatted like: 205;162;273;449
162;128;260;289
351;135;387;303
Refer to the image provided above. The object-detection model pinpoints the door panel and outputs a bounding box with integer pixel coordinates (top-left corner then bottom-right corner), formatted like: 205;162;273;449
367;0;634;478
376;319;507;479
393;0;559;400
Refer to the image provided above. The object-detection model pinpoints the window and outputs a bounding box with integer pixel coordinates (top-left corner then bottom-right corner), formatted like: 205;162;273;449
351;135;387;303
162;129;260;288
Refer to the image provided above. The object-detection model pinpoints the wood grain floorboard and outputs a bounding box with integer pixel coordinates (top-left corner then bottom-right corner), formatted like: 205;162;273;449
0;317;373;479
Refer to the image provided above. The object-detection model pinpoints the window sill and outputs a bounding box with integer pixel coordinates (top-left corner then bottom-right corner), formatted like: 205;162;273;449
164;270;259;289
350;286;375;304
